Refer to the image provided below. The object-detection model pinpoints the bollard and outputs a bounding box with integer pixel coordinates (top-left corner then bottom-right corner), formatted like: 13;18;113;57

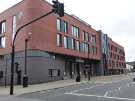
133;78;135;82
23;75;28;87
76;75;80;82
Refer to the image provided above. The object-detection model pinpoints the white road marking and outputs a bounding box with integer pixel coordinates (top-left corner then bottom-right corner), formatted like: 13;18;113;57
65;78;132;101
66;93;135;101
104;91;108;97
118;87;121;90
112;78;129;83
68;84;102;94
66;78;130;95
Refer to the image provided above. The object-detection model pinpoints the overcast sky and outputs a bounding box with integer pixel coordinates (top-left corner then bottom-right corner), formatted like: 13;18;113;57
0;0;134;62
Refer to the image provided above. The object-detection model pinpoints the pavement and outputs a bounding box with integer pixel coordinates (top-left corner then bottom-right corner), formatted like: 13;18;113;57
0;73;132;96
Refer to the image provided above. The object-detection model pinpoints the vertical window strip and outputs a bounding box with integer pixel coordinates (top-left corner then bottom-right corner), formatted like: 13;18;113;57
71;26;79;38
56;34;62;47
64;36;67;48
1;37;5;48
57;19;61;32
12;15;17;42
76;41;80;51
1;21;6;33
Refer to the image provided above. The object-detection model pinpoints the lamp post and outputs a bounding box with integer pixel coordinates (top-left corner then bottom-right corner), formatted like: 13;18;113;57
10;10;54;95
10;0;64;95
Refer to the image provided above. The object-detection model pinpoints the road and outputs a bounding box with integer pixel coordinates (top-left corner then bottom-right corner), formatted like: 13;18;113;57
1;74;135;101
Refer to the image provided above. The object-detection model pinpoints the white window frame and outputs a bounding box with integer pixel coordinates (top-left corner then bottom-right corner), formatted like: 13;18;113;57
1;21;6;33
64;36;67;48
12;15;17;42
57;19;61;32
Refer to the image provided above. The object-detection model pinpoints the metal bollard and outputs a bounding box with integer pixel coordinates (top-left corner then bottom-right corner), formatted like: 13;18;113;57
23;75;28;87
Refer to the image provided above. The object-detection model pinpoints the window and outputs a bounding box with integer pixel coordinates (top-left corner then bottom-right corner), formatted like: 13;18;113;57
84;43;89;53
83;31;89;42
0;55;4;60
64;36;67;48
71;26;79;38
76;41;80;51
12;15;17;41
48;69;60;77
92;46;97;55
67;37;72;49
56;34;62;47
71;38;75;50
57;19;61;32
63;21;68;33
91;35;96;44
57;19;68;33
0;21;6;34
0;37;6;48
80;42;85;52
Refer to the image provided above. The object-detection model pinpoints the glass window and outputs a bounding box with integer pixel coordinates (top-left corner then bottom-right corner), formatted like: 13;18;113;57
64;36;67;48
92;46;97;55
67;37;72;49
83;31;89;42
64;21;68;33
0;21;6;34
12;15;17;41
76;41;80;51
82;32;85;41
71;26;79;38
80;42;83;52
85;33;89;42
76;27;79;38
1;21;6;33
91;35;96;44
0;36;6;48
71;38;74;50
56;34;62;47
57;19;61;32
71;38;75;50
48;69;59;77
84;43;89;53
57;19;68;33
80;42;85;52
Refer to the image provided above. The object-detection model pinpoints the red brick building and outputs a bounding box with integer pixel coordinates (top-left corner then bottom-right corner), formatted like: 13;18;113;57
0;0;102;85
107;38;126;74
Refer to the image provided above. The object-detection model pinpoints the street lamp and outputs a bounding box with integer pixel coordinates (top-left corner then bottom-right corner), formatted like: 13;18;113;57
10;10;54;95
23;32;32;88
10;0;64;95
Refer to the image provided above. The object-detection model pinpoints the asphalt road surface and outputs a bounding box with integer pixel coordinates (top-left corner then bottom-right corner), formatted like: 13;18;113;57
1;74;135;101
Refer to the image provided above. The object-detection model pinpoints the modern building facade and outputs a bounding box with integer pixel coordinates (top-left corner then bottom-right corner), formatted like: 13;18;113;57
98;30;126;75
0;0;102;85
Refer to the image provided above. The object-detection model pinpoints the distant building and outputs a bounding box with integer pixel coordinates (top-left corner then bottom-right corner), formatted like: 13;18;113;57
97;30;126;75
